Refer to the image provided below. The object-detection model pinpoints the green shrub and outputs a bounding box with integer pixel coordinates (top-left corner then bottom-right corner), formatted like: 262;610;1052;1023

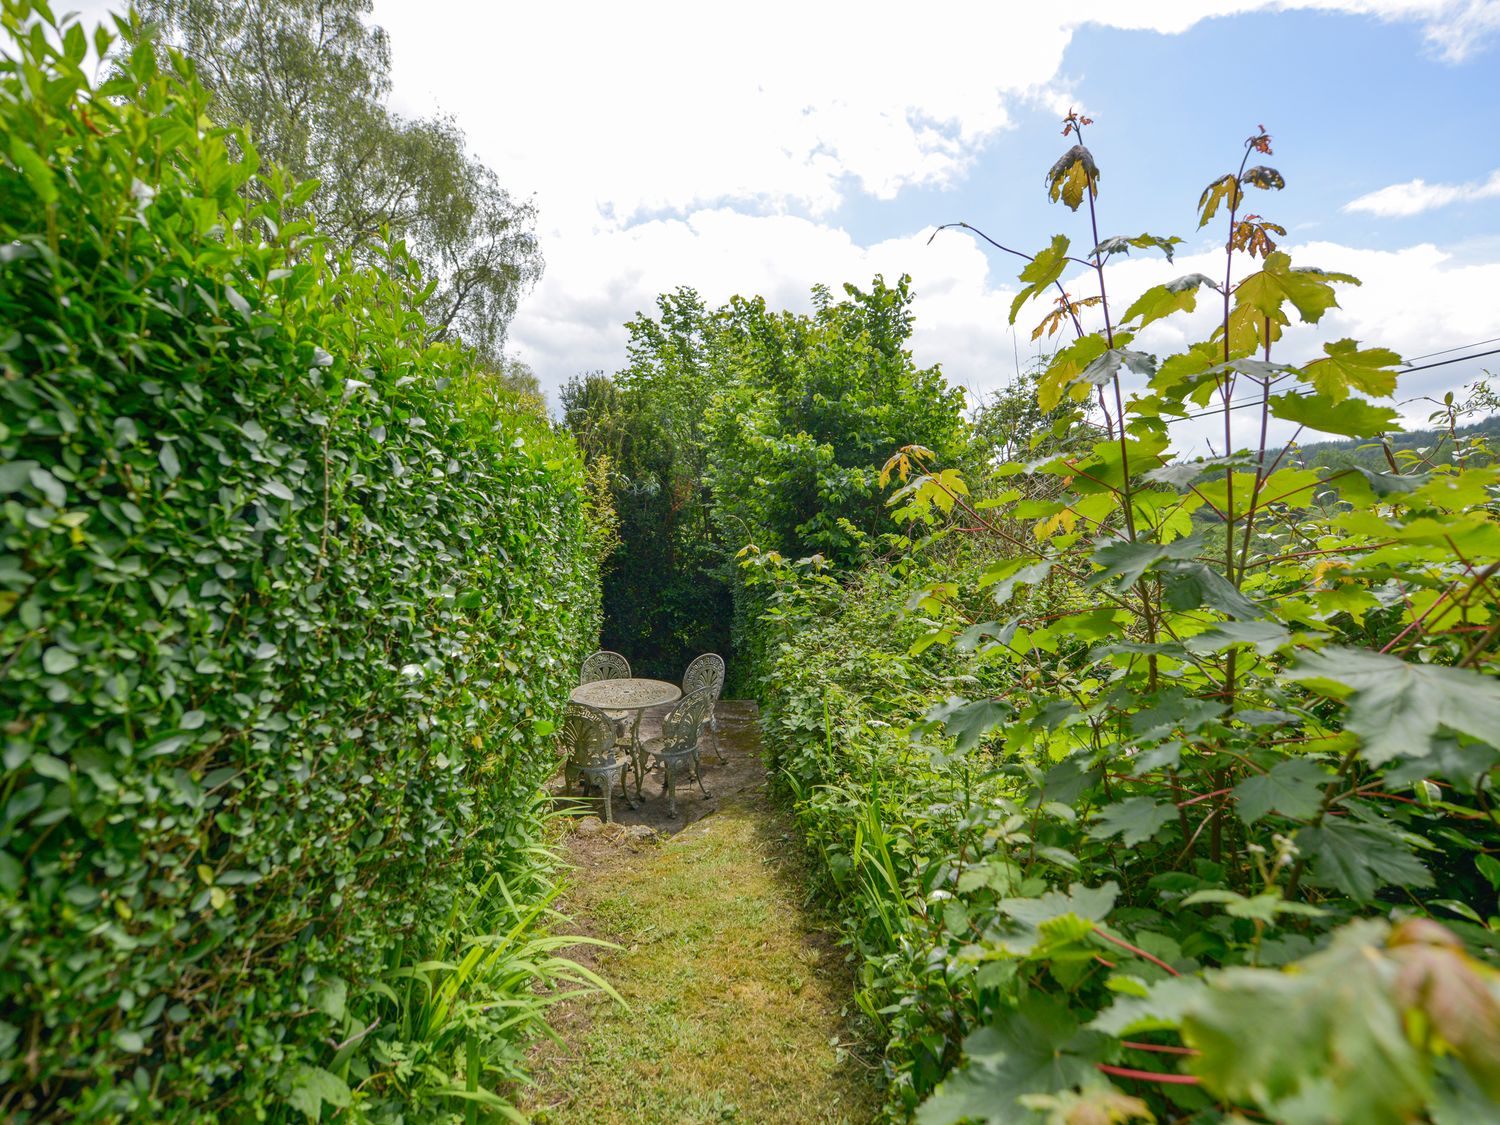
0;5;598;1118
748;115;1500;1124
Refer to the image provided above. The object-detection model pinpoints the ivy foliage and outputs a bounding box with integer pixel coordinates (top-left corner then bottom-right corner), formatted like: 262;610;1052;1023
0;5;598;1118
746;115;1500;1123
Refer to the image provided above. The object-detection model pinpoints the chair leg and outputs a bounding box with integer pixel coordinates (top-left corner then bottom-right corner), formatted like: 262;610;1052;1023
601;775;613;824
664;761;678;818
710;712;726;763
693;752;711;799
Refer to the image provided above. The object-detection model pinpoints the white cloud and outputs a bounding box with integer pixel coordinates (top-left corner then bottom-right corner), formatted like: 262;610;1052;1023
513;205;1500;453
1345;169;1500;217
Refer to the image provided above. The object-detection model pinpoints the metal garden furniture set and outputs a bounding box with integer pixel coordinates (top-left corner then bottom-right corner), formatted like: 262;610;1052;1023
562;651;725;819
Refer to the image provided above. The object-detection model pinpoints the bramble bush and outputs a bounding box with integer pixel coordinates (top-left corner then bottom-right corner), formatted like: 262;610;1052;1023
747;115;1500;1123
0;4;601;1119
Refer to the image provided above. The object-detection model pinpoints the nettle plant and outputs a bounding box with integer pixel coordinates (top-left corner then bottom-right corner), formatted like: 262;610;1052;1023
887;115;1500;1122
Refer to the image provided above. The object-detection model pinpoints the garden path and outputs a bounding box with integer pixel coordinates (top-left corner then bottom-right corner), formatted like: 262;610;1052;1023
522;701;882;1124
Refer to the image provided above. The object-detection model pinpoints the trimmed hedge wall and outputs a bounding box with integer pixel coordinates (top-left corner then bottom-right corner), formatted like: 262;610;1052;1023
0;7;598;1118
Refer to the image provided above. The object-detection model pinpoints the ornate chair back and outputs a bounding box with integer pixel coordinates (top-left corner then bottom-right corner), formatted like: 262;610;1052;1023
579;650;630;685
659;688;714;755
559;702;617;770
682;653;725;702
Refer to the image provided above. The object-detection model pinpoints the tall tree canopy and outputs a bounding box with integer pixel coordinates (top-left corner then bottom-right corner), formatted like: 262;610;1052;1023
138;0;541;364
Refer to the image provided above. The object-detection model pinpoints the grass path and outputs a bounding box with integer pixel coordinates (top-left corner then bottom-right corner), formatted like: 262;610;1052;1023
522;702;881;1125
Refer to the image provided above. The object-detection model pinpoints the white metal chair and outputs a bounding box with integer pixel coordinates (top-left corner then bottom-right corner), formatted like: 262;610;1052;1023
640;688;715;817
682;653;726;762
559;701;633;822
579;650;630;684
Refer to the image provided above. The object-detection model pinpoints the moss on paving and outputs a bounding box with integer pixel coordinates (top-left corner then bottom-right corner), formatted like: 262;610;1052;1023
524;715;880;1125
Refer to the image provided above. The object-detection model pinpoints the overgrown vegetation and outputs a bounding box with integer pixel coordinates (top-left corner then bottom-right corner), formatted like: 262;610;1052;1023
563;279;968;681
0;5;601;1119
744;115;1500;1123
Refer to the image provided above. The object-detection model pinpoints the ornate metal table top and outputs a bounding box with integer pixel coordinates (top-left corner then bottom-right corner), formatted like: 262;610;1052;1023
570;678;681;711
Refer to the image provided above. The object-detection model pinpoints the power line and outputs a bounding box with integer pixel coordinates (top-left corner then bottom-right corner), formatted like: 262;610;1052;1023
1164;345;1500;423
1403;335;1500;364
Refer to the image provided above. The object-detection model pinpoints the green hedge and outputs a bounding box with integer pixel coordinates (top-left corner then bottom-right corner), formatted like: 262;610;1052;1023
0;6;598;1118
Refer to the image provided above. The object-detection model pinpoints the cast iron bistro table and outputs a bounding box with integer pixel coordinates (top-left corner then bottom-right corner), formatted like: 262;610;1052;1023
569;678;681;798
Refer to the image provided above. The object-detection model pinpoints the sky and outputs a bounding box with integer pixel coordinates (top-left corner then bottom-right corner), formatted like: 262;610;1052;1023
355;0;1500;447
60;1;1500;445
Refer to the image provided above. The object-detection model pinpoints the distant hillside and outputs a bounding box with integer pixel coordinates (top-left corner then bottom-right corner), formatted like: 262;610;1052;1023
1290;415;1500;471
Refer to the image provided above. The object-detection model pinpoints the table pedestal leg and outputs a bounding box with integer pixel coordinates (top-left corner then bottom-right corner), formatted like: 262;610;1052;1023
632;710;646;799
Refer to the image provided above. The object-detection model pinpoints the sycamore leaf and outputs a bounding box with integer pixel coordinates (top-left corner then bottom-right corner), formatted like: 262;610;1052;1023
918;997;1108;1125
980;558;1055;604
1232;758;1331;824
1121;273;1218;330
1181;888;1326;922
1299;338;1401;403
1300;819;1434;901
286;1065;351;1121
1040;333;1109;411
1089;797;1175;846
995;883;1119;957
924;696;1013;754
1184;921;1431;1124
1198;173;1242;228
1089;535;1201;589
1047;145;1099;212
1079;348;1157;386
1093;232;1183;263
1285;647;1500;765
1270;392;1402;437
1240;165;1286;191
1011;235;1073;325
1182;620;1290;657
1233;251;1359;327
1388;918;1500;1100
1090;975;1206;1036
1159;561;1266;620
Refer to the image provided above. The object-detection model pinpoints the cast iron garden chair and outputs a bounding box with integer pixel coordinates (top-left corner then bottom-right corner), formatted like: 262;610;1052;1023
640;687;715;817
579;650;630;684
681;653;726;762
559;701;633;823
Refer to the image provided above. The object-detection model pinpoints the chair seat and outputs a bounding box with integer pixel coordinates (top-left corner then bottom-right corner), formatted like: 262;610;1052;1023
641;735;694;755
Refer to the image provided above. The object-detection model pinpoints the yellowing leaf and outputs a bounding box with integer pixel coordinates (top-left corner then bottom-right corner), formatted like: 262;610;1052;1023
1040;333;1108;411
1047;145;1099;212
1010;235;1073;325
1197;173;1242;228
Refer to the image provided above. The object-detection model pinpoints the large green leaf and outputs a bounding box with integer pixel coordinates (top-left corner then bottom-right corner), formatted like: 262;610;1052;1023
1300;338;1401;403
1121;273;1217;329
1159;561;1266;620
1089;535;1200;589
1184;921;1431;1125
1285;648;1500;765
1089;796;1175;846
1232;758;1330;824
993;883;1119;957
1269;391;1401;438
918;997;1108;1125
923;696;1013;754
1090;975;1206;1036
1299;819;1434;901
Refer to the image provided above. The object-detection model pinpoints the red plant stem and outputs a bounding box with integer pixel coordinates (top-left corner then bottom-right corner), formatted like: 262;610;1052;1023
1120;1041;1200;1056
1093;927;1181;976
1096;1063;1200;1085
1177;787;1233;809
